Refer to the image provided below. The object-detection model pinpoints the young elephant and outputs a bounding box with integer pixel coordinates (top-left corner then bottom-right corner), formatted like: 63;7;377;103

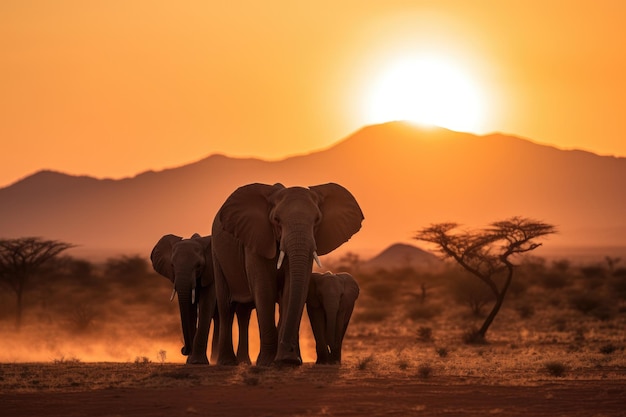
306;271;360;364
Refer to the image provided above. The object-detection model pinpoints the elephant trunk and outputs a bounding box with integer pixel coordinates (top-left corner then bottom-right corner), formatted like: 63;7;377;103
175;276;197;356
276;238;313;365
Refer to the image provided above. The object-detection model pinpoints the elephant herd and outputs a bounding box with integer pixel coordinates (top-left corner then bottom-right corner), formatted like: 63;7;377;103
150;182;364;366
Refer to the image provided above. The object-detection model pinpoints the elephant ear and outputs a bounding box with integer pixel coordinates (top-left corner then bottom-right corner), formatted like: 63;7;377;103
218;183;285;259
194;235;214;287
338;272;360;300
310;183;364;256
150;234;183;282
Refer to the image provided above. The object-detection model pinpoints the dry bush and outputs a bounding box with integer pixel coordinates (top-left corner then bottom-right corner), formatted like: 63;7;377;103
416;326;433;342
416;363;433;378
544;361;567;377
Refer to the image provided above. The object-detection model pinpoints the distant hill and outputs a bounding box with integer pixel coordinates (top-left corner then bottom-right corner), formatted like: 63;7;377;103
361;243;444;272
1;122;625;261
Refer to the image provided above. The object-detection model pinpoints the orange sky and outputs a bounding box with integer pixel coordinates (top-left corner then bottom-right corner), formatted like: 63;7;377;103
1;1;625;187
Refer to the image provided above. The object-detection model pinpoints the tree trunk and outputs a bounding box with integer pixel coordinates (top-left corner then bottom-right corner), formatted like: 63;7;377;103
477;266;514;338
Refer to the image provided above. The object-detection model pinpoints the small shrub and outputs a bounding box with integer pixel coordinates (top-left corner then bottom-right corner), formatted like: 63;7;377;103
416;326;433;342
599;344;619;355
569;293;601;314
397;359;410;370
134;356;151;365
544;361;567;377
356;355;374;370
435;347;448;358
541;273;569;289
416;363;433;379
590;305;615;321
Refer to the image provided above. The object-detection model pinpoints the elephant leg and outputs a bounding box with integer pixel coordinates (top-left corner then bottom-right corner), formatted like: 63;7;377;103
210;309;220;364
188;286;212;364
254;297;278;366
235;303;252;365
331;302;356;364
307;304;330;364
247;257;278;367
214;265;238;366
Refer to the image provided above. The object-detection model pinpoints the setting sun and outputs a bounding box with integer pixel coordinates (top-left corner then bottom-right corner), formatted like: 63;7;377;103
365;56;486;132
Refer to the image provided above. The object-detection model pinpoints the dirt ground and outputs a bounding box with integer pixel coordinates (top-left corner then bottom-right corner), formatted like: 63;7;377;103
2;256;626;416
1;361;625;417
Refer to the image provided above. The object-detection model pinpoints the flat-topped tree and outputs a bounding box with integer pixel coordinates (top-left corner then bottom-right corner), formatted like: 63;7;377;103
0;237;74;330
414;217;556;342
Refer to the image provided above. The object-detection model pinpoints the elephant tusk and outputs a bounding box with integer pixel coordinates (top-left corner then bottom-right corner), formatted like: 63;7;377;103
192;288;196;305
277;250;285;269
169;288;176;302
313;251;322;268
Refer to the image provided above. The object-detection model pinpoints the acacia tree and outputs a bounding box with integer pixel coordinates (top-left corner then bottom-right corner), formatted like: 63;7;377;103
414;217;556;342
0;237;74;330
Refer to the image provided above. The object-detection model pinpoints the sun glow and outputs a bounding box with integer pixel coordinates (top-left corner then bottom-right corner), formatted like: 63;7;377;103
365;56;486;132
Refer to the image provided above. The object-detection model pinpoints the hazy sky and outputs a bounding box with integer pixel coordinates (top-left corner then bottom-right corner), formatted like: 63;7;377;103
1;1;625;187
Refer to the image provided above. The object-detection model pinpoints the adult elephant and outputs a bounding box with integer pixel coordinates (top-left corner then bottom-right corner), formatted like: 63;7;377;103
212;182;364;366
151;234;255;365
306;271;360;364
150;233;218;364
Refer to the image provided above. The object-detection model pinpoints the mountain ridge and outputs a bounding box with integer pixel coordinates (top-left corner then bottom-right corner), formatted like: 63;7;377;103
1;122;625;261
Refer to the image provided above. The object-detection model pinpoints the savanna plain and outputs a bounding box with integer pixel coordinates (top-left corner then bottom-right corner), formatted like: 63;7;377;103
1;252;625;416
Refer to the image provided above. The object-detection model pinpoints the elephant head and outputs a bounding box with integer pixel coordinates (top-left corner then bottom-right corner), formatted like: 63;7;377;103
307;271;360;364
150;233;213;360
216;182;363;365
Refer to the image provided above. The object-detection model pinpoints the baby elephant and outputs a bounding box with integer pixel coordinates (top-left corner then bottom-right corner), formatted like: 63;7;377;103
306;271;360;364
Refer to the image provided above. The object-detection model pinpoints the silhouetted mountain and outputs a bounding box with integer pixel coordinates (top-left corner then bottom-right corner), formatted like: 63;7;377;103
1;122;625;261
361;243;443;272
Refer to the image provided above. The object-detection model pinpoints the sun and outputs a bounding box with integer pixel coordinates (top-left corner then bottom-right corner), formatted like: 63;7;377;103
365;56;486;132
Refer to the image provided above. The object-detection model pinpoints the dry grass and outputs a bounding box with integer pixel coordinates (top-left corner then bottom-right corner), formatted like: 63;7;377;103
0;256;625;394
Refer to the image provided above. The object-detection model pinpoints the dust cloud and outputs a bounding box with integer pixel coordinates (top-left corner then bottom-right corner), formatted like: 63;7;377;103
0;254;317;364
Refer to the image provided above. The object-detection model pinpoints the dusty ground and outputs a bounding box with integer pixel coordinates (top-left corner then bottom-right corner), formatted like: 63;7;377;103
1;356;625;417
1;258;625;416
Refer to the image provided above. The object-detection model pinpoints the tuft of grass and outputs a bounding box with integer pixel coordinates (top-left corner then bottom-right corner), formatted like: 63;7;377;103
544;361;567;377
356;355;374;370
53;356;81;364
